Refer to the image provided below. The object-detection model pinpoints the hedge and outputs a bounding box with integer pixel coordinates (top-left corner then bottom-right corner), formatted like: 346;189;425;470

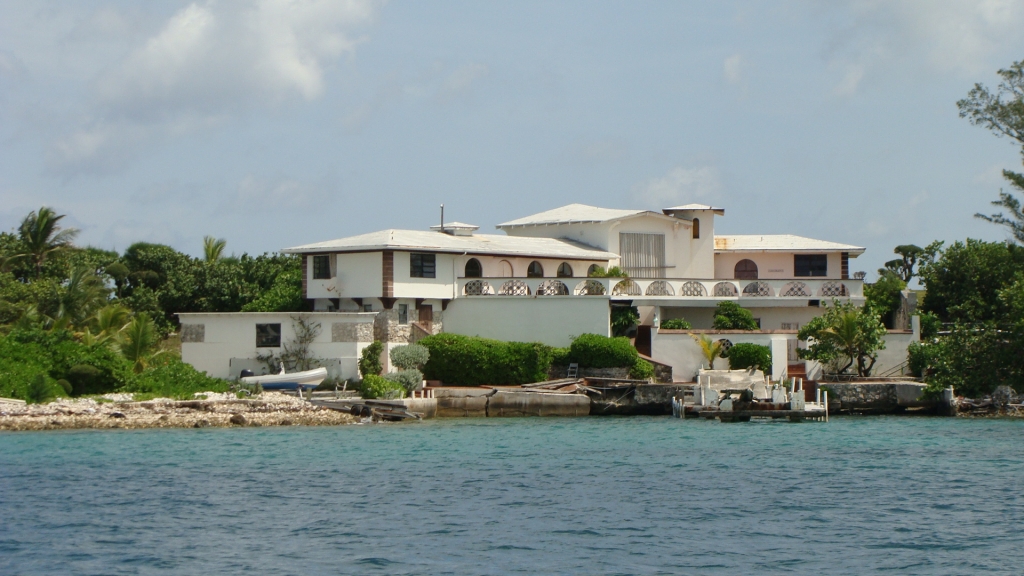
360;374;406;399
418;333;554;386
660;318;692;330
567;333;638;368
725;343;772;374
383;369;424;393
391;344;430;370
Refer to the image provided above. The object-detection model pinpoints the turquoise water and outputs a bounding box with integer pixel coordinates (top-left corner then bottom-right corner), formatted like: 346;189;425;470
1;416;1022;575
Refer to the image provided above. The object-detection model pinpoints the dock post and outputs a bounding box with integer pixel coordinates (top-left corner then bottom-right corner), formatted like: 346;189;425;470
824;390;828;422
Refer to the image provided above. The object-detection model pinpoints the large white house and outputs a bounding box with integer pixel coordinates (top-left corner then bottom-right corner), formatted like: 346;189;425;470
180;203;903;383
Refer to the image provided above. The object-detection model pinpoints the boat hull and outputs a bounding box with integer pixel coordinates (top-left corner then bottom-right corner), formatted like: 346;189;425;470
240;367;327;390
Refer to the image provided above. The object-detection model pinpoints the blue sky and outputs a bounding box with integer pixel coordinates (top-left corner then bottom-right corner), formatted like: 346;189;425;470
1;0;1022;280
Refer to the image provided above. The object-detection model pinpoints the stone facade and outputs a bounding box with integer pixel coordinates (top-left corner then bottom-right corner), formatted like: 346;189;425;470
373;309;444;344
819;381;930;413
331;322;373;343
181;324;205;343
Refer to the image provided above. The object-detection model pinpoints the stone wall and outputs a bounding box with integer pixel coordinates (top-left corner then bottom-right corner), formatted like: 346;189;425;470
819;381;932;413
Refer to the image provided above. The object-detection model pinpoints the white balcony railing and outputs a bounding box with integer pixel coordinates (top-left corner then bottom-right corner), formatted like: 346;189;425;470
457;277;863;300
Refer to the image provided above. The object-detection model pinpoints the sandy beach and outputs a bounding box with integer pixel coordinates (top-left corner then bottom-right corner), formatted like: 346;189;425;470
0;392;357;431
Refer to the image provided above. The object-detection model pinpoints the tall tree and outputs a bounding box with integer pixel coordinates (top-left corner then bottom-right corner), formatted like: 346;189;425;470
18;207;79;277
882;244;924;283
203;236;227;262
958;60;1024;241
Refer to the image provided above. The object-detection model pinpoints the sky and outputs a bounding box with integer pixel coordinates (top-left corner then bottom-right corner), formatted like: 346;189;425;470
1;0;1023;281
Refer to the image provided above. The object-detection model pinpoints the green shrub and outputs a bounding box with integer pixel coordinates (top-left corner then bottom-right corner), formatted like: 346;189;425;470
567;333;638;368
725;343;772;373
712;302;759;330
390;344;429;370
66;364;108;395
419;333;554;386
360;374;405;399
611;306;639;337
26;373;64;404
908;340;939;378
123;356;230;399
551;347;570;366
918;312;941;339
0;328;133;397
359;341;383;377
383;369;423;394
660;318;692;330
630;357;655;380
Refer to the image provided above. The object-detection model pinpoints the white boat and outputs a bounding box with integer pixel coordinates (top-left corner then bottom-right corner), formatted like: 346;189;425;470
240;364;327;391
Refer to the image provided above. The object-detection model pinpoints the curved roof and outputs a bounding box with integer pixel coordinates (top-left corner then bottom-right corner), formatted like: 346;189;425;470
282;229;617;260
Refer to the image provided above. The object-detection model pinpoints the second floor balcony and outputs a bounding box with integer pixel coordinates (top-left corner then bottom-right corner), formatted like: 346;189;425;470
457;276;863;303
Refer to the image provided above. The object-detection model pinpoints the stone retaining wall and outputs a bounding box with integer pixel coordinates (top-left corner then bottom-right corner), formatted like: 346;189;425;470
819;381;932;413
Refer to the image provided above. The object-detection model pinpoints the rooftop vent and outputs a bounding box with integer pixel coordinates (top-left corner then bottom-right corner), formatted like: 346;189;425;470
430;222;479;236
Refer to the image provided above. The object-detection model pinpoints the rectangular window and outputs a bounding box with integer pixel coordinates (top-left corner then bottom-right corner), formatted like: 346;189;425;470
256;323;281;348
312;255;331;279
794;254;828;277
410;253;436;278
363;304;373;312
398;304;408;325
618;233;666;279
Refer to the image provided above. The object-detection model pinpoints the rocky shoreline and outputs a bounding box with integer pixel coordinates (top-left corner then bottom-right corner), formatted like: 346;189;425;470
0;392;357;431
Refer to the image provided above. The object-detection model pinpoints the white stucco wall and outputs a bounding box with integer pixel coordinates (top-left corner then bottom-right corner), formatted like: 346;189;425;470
652;330;790;382
660;305;831;330
179;312;376;381
307;252;382;299
714;251;846;280
393;251;457;299
442;297;611;347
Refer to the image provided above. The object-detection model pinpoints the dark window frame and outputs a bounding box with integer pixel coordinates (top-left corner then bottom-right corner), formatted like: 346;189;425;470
692;218;700;239
410;253;436;278
556;262;573;278
794;254;828;277
527;261;544;278
398;303;408;325
312;255;331;279
256;323;282;348
464;258;482;278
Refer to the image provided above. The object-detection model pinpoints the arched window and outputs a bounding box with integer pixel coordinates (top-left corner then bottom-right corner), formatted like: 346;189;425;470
527;261;544;278
692;218;700;239
556;262;573;278
734;259;758;280
464;258;482;278
587;264;601;277
499;260;513;277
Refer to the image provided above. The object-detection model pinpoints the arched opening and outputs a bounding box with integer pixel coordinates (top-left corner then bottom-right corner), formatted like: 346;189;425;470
734;259;758;280
587;264;601;277
692;218;700;239
556;262;573;278
499;260;513;277
464;258;482;278
527;261;544;278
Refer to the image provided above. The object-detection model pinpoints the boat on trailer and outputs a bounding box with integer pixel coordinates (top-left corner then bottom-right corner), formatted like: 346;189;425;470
239;364;327;391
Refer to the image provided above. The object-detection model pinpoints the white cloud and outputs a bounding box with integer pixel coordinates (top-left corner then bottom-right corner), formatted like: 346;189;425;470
723;54;743;85
437;62;488;102
47;0;378;172
632;166;722;208
822;0;1024;95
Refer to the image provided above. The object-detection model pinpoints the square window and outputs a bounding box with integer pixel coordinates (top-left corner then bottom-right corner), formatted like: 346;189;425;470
794;254;828;277
312;255;331;279
398;304;408;325
363;304;373;312
410;253;436;278
256;323;281;348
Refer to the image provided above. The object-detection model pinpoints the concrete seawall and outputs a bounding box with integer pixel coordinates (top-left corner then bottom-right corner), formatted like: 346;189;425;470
818;381;936;413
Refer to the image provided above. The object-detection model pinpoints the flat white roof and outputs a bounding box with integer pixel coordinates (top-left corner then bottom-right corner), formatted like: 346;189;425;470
715;234;864;255
282;229;617;260
663;204;725;215
497;203;679;228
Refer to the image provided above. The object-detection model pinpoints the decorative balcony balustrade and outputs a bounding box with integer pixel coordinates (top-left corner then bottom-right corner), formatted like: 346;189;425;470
459;277;863;300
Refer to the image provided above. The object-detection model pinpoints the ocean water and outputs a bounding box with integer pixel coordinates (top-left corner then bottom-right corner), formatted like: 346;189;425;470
1;416;1022;575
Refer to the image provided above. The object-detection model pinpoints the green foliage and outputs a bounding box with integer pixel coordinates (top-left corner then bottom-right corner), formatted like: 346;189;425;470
118;313;162;373
360;374;405;399
918;240;1024;323
66;364;107;396
359;341;383;377
798;301;887;376
203;236;227;262
587;266;627;278
882;245;925;283
610;306;639;337
691;334;725;368
551;347;570;366
712;301;758;330
725;343;772;374
419;333;554;386
0;328;134;398
390;344;430;370
907;325;1024;396
864;270;906;328
240;268;305;312
567;333;639;368
122;356;230;399
18;207;79;277
629;357;654;380
26;373;65;404
918;311;942;339
660;318;692;330
383;369;424;394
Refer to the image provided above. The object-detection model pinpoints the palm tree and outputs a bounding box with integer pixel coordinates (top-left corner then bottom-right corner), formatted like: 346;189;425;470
18;207;79;277
203;236;226;262
691;334;726;369
821;310;863;375
81;304;132;346
51;266;110;330
118;313;162;373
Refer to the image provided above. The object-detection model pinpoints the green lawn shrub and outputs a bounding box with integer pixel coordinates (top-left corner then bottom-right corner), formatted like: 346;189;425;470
360;374;405;399
390;344;429;370
629;357;655;380
725;343;772;373
566;333;638;368
123;356;230;400
660;318;692;330
418;333;554;386
383;369;423;394
712;302;759;330
26;373;65;404
358;341;383;377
